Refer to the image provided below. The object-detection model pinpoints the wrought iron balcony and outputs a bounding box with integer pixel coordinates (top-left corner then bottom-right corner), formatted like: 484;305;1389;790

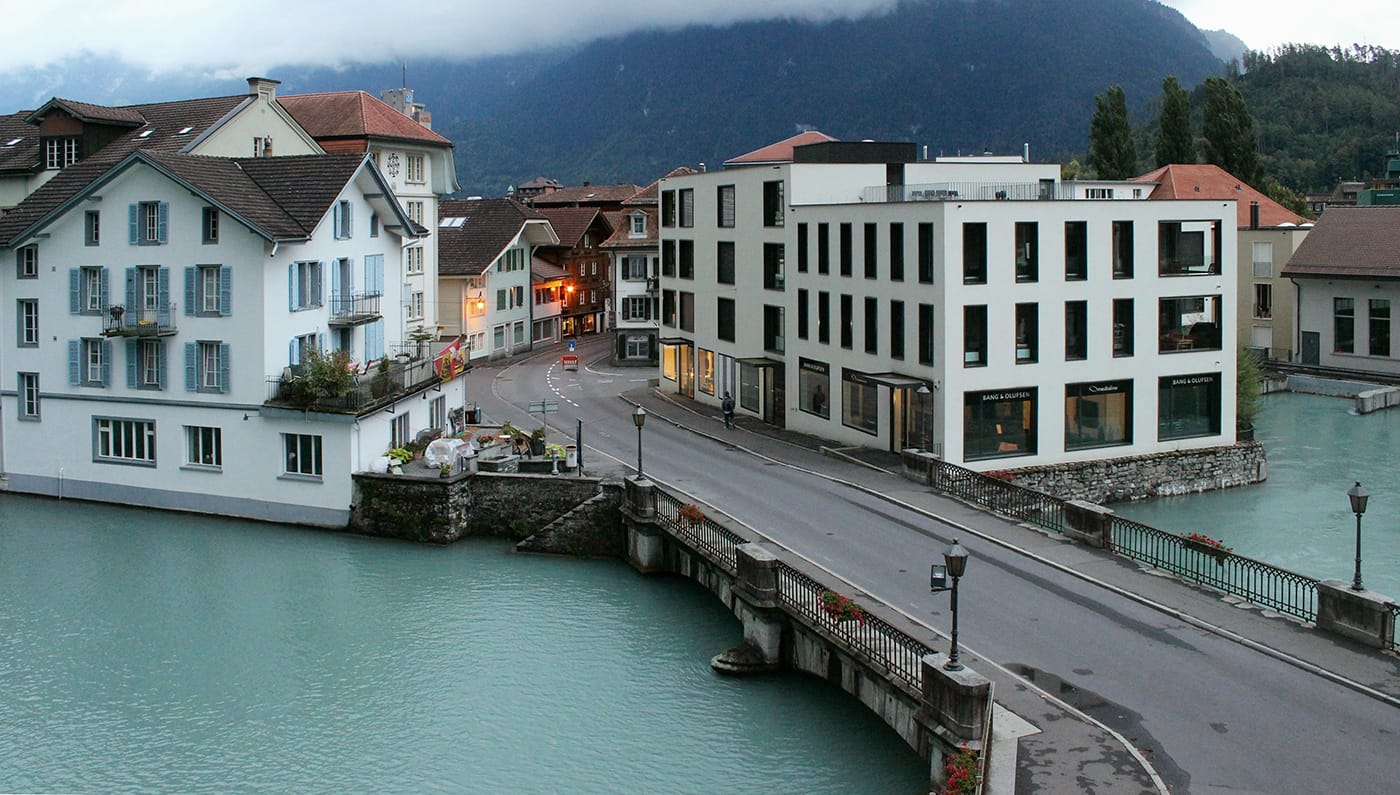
102;303;177;337
327;291;382;327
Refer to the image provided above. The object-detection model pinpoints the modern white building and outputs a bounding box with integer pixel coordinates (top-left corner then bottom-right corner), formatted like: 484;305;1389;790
0;149;466;526
657;134;1238;470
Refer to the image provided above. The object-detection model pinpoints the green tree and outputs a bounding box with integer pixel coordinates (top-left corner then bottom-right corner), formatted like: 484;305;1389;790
1154;75;1194;166
1260;177;1310;218
1203;76;1261;184
1236;343;1263;431
1089;85;1138;179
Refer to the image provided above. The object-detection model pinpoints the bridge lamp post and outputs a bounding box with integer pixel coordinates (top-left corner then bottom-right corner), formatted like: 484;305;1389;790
929;539;970;671
1347;481;1369;591
632;406;647;479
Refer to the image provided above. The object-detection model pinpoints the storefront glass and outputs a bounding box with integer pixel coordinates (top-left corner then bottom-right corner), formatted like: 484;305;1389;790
1158;372;1221;440
697;349;715;395
964;388;1037;460
841;369;879;434
1065;380;1132;450
799;359;830;419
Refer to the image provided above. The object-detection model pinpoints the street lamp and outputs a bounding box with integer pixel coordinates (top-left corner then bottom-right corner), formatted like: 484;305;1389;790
929;539;970;671
632;406;647;479
1347;481;1369;591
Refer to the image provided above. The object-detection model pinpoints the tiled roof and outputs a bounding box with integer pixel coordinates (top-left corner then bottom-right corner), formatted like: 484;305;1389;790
628;166;697;205
1134;164;1309;228
438;198;548;277
520;176;562;190
232;153;367;234
531;255;568;281
0;111;38;175
599;208;657;249
535;206;607;248
1281;206;1400;279
24;98;146;126
527;183;641;207
279;91;453;147
724;130;838;166
0;159;114;245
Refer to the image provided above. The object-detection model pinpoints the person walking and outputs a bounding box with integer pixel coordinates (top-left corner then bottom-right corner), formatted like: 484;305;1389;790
721;391;736;429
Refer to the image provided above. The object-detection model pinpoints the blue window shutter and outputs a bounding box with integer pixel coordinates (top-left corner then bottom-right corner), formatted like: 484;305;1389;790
69;269;81;314
332;202;342;239
330;259;341;307
128;203;139;244
126;340;137;388
185;342;197;391
157;202;169;243
184;267;196;316
344;258;354;292
288;264;295;311
288;338;297;366
313;262;323;306
157;342;167;390
100;267;110;311
100;340;112;386
220;266;232;316
345;202;352;237
157;268;170;324
68;340;80;385
124;268;136;318
219;343;230;393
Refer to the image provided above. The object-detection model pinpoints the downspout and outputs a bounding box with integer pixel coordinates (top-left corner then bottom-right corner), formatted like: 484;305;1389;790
1290;277;1301;363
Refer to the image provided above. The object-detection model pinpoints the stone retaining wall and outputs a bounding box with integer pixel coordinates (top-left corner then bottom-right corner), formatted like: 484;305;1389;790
514;484;625;557
995;442;1267;504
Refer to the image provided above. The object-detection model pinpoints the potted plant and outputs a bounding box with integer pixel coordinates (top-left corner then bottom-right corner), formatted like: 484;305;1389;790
1183;532;1232;564
529;427;547;457
943;745;979;795
386;447;412;475
819;589;866;625
370;356;393;399
439;462;453;478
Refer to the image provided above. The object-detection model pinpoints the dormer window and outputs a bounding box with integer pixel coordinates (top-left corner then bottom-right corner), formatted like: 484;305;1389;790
44;137;79;169
629;212;646;238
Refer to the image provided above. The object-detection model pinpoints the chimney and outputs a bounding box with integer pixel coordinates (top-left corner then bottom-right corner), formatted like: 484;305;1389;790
247;77;280;101
1023;142;1030;163
1249;201;1260;230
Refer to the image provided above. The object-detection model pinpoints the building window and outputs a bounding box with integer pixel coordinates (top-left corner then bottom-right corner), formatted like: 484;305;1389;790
797;223;809;273
95;417;156;465
817;223;830;274
839;223;853;277
406;201;425;225
291;260;322;310
889;223;905;281
964;305;987;366
679;292;694;332
1253;283;1272;320
1158;373;1221;440
763;243;785;290
18;299;38;347
697;348;715;395
45;137;80;169
964;388;1037;460
717;185;735;228
333;200;353;239
762;180;784;227
405;154;425;183
17;245;38;279
840;294;853;349
283;433;323;478
192;264;228;316
134;338;164;390
185;425;222;468
1251;242;1274;278
86;211;101;246
963;223;987;284
254;136;272;157
662;290;676;327
917;223;934;283
1159;296;1222;353
841;369;879;434
370;213;379;238
1085;187;1114;199
918;303;935;365
1158;220;1222;276
890;299;905;360
623;296;649;320
625;334;650;360
1113;298;1134;357
410;291;424;320
625;255;649;280
134;201;168;245
678;240;694;280
661;190;676;228
190;340;229;393
864;223;878;279
1015;303;1039;363
1065;221;1087;280
1065;380;1132;450
1065;300;1088;360
1112;221;1133;279
717;297;735;342
817;291;830;345
1014;222;1038;282
74;266;107;314
799;358;830;419
406;246;424;275
764;305;784;353
679;188;694;228
864;297;878;355
717;242;735;285
202;207;219;244
1370;299;1390;357
630;212;647;237
797;289;809;339
430;396;446;430
18;372;39;420
72;338;110;386
392;412;411;448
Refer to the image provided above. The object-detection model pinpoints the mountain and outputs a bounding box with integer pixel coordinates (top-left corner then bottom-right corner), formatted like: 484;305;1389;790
1200;29;1249;65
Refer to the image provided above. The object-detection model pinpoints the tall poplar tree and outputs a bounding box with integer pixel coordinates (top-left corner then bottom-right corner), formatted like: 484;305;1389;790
1154;75;1194;166
1202;76;1261;184
1089;85;1137;179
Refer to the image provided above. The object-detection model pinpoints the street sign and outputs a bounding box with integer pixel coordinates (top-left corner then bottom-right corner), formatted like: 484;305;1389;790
528;400;559;414
561;355;579;371
567;338;576;352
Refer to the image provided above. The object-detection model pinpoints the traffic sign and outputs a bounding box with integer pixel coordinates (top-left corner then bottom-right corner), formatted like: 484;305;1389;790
567;338;576;352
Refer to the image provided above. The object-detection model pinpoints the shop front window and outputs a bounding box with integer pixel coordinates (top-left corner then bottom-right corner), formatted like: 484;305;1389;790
964;388;1037;460
1158;372;1222;440
799;358;830;419
1065;381;1132;450
841;369;878;434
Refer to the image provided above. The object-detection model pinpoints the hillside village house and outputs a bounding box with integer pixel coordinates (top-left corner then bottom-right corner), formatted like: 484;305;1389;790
535;206;613;338
657;133;1238;470
1281;206;1400;374
1135;164;1311;362
0;149;465;526
530;256;569;346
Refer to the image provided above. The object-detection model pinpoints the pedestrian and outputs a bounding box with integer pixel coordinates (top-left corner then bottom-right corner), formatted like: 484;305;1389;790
721;391;735;429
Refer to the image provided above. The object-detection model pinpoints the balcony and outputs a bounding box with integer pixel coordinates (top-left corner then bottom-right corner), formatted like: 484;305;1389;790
861;180;1075;203
102;303;177;337
265;343;458;415
327;291;382;327
645;277;659;292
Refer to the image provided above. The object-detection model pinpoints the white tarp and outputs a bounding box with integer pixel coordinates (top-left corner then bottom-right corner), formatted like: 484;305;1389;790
425;438;469;468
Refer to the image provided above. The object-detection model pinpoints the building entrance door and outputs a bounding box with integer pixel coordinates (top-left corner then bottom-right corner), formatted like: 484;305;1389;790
1301;331;1320;365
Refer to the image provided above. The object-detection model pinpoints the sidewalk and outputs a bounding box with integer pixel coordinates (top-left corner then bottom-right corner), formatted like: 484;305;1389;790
621;385;1400;793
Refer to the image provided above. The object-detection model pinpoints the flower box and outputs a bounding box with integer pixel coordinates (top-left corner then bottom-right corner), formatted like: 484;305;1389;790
819;589;865;625
1183;533;1231;564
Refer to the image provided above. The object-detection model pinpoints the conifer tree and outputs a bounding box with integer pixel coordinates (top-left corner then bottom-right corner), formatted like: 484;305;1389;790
1202;76;1261;184
1089;86;1137;179
1154;75;1194;166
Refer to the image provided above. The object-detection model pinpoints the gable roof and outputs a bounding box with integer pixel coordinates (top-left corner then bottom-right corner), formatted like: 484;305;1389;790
1280;206;1400;279
724;130;838;166
278;91;453;148
437;198;551;277
600;208;657;249
628;166;698;205
535;206;609;248
526;183;641;207
24;98;146;127
1134;164;1309;228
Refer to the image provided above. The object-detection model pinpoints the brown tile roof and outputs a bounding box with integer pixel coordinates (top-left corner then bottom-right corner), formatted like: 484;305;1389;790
1280;206;1400;279
1134;164;1309;228
599;208;657;249
278;91;453;147
526;183;641;207
24;98;147;126
519;176;562;190
437;198;548;277
0;111;38;175
535;206;608;248
724;130;838;166
531;256;568;281
627;166;698;205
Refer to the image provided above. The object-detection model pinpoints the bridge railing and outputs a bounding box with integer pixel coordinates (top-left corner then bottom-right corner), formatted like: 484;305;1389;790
930;460;1065;533
653;486;746;572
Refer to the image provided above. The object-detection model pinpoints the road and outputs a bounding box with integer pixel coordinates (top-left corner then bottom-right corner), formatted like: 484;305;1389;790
471;337;1400;794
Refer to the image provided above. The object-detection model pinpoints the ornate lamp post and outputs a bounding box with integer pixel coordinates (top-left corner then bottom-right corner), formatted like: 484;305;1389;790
1347;481;1369;591
929;539;970;671
632;406;647;479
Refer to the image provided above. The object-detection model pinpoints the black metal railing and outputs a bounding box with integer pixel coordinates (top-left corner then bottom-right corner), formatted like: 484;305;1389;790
102;303;177;336
654;487;746;571
328;291;382;319
863;181;1077;204
266;355;440;414
1390;605;1400;653
929;460;1065;534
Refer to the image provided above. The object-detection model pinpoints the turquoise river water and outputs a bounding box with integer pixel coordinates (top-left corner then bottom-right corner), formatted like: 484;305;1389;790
0;495;927;794
1116;391;1400;598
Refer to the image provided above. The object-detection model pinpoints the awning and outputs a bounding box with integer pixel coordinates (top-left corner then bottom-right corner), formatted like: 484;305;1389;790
658;337;693;346
855;372;929;388
736;357;783;368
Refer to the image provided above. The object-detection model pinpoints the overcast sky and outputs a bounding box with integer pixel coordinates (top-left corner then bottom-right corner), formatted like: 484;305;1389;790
5;0;1395;75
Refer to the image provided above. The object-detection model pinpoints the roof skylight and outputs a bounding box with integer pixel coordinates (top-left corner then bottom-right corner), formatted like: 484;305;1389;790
177;126;193;135
4;137;21;146
440;217;467;228
138;128;155;138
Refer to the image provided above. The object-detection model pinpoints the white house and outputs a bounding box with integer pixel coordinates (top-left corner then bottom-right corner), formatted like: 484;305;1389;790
0;149;466;526
656;134;1238;470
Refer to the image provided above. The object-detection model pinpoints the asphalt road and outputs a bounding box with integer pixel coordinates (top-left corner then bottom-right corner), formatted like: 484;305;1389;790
472;337;1400;795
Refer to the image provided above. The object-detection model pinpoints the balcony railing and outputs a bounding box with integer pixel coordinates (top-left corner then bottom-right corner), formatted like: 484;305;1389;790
327;291;382;326
861;181;1079;204
265;348;446;415
102;303;177;337
645;277;659;292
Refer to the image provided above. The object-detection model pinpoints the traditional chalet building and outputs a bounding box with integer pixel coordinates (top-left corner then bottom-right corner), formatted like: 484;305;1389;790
0;149;464;526
436;198;558;361
1281;206;1400;374
1136;164;1311;361
657;133;1238;470
515;176;562;201
530;256;568;345
534;206;613;337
